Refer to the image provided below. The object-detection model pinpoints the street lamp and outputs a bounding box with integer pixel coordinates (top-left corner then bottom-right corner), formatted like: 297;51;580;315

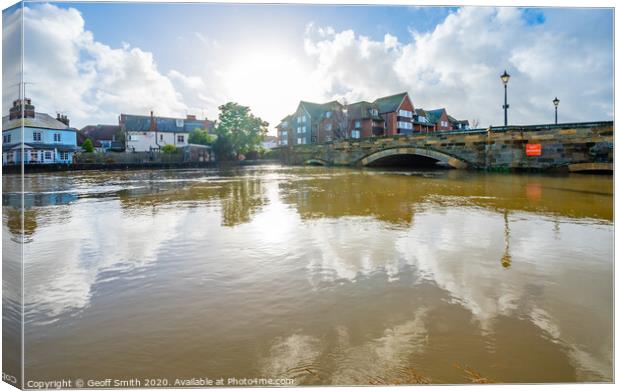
500;70;510;126
553;97;560;124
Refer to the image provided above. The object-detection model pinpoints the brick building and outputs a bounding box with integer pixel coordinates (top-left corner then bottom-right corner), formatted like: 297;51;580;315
278;92;469;145
346;101;385;138
425;108;454;131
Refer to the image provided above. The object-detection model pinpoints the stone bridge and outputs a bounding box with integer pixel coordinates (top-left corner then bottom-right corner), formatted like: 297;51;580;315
278;122;613;172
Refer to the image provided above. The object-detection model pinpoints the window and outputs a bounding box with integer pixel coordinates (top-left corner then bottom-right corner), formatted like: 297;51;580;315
177;135;185;143
398;110;413;118
44;151;52;160
351;130;360;139
302;126;306;133
53;133;61;142
2;134;10;143
160;134;164;141
325;123;332;131
33;132;42;141
30;150;38;162
60;152;69;160
369;108;378;116
354;120;361;129
325;111;332;118
282;121;288;127
281;130;288;138
397;121;413;130
297;137;303;144
302;115;307;123
280;139;288;145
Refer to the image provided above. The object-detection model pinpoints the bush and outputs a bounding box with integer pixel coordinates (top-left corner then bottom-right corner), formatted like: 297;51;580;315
82;138;94;153
161;144;177;154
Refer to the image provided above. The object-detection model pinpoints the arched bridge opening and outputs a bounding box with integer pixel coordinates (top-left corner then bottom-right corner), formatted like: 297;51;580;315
568;163;613;174
359;147;468;169
303;159;328;166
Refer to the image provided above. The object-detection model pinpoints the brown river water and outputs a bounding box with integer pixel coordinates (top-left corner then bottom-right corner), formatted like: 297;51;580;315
2;165;613;385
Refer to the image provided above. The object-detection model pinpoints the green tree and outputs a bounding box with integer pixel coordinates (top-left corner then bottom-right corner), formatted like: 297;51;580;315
82;138;94;153
161;144;177;154
213;102;268;160
188;128;217;146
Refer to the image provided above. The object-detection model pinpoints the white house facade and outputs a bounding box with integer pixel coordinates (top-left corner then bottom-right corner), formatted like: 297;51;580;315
120;113;210;152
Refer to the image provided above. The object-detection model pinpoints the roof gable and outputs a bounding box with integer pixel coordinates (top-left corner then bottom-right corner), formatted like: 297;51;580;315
3;112;70;131
298;100;343;120
347;101;382;120
373;92;408;113
425;108;448;124
80;124;120;141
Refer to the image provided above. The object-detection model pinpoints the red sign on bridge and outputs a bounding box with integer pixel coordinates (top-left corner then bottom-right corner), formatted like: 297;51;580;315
525;143;542;156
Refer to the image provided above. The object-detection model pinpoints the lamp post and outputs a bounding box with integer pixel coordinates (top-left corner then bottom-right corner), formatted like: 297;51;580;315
500;70;510;126
553;97;560;124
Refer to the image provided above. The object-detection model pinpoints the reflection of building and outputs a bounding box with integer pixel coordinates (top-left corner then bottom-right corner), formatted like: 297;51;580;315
120;112;213;152
2;98;79;165
277;92;469;144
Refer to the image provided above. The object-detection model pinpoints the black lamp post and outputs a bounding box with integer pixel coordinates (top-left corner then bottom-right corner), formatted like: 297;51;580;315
553;97;560;124
500;70;510;126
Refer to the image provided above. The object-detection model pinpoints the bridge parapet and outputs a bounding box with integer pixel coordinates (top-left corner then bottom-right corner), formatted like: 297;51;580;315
278;121;613;171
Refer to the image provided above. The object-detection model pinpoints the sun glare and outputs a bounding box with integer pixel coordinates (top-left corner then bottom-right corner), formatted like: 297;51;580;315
222;47;317;132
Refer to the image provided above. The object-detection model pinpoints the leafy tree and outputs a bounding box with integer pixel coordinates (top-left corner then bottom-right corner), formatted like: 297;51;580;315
213;102;268;160
161;144;177;154
82;138;94;153
188;128;217;146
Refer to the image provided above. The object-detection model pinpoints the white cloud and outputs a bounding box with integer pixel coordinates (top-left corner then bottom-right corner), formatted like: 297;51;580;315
304;7;613;126
2;4;612;131
3;3;196;127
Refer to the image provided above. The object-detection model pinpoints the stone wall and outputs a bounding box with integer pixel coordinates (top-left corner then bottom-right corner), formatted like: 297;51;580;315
279;122;613;171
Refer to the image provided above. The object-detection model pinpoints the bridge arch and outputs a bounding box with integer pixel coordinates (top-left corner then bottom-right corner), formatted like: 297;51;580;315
303;158;329;166
358;147;468;169
567;162;613;173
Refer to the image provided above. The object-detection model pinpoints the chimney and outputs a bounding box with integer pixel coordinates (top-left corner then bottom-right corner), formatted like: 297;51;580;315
186;114;196;120
150;110;156;131
56;113;70;126
9;98;35;120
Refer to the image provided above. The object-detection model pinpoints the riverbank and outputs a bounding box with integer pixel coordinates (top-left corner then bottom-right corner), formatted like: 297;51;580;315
0;159;281;175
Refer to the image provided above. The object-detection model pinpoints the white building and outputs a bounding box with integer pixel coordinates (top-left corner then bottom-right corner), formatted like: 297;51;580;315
120;112;209;152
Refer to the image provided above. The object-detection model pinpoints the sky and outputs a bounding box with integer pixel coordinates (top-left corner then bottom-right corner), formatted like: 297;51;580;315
2;1;614;133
